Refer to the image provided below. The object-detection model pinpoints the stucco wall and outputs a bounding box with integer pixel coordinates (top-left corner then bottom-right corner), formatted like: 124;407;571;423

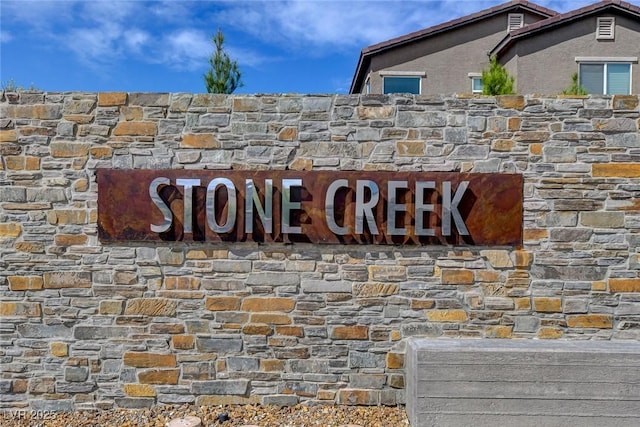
502;12;640;94
1;91;639;412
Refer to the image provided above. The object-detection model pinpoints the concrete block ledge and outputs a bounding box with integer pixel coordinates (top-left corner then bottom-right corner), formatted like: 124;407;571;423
406;339;640;427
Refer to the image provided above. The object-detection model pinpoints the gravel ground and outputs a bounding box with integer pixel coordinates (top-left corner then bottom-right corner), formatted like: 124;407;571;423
2;404;410;427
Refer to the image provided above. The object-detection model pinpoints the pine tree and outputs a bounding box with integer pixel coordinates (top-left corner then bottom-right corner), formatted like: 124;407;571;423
481;56;515;95
203;29;243;94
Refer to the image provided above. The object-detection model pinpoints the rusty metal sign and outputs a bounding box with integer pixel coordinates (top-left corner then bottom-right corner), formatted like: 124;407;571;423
97;169;522;246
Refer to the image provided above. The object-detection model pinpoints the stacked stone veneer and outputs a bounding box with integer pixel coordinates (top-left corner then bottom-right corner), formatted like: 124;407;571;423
1;91;639;412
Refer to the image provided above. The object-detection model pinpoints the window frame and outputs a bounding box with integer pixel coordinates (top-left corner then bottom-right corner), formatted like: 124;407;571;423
468;72;483;94
380;71;426;95
577;60;637;95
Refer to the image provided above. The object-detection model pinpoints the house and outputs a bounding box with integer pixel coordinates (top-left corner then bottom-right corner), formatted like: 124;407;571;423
350;0;640;95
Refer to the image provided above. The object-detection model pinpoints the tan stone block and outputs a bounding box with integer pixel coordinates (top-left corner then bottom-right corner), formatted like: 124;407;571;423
331;325;368;340
396;141;425;156
241;297;295;312
492;139;514;152
580;212;624;228
514;251;533;268
63;114;93;124
485;325;513;338
260;359;285;371
113;121;157;136
514;297;531;310
43;271;91;289
185;249;228;259
524;228;548;240
0;222;22;238
5;156;25;170
138;369;180;385
481;250;513;268
196;395;261;406
592;281;607;292
233;97;260;112
410;299;435;309
537;327;563;339
205;296;241;311
356;106;394;119
14;241;45;253
121;106;143;121
317;390;336;400
98;92;127;106
242;324;273;335
28;377;55;394
337;389;378;405
426;309;468;322
181;133;220;148
99;300;125;315
8;276;43;291
0;129;18;142
507;117;521;131
74;177;89;192
278;127;298;141
164;276;200;290
250;313;291;325
496;95;525;110
476;270;501;282
172;335;195;350
289;158;312;170
533;297;562;313
593;163;640;178
566;314;612;329
48;209;87;225
390;330;402;341
125;298;177;316
12;379;28;393
529;143;543;155
124;352;177;368
386;352;404;369
368;265;406;282
90;146;113;159
612;94;639;110
0;302;41;317
54;234;88;246
441;269;474;285
114;271;137;285
124;384;156;397
609;278;640;293
24;156;40;170
50;141;90;158
50;342;68;357
275;326;304;337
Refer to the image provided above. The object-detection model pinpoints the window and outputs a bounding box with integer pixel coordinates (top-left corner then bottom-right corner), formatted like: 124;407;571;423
468;73;483;93
365;78;371;94
579;62;631;95
383;76;420;94
508;13;524;32
596;17;615;39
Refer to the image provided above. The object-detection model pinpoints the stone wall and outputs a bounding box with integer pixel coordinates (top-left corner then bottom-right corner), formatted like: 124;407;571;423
1;91;639;412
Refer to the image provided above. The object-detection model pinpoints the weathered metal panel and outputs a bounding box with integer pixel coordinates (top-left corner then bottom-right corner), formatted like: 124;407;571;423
97;169;523;245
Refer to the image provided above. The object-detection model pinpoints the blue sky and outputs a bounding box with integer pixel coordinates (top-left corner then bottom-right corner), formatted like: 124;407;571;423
0;0;614;94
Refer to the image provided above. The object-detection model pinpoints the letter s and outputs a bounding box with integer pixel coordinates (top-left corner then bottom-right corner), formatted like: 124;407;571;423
149;177;173;233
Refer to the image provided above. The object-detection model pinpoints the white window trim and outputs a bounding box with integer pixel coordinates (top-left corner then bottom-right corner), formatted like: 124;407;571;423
596;17;615;40
468;73;483;93
508;13;524;32
578;62;632;95
382;75;423;95
379;71;426;77
575;57;637;63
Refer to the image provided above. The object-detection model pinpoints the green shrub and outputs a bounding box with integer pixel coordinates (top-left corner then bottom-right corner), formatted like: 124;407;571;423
481;56;515;95
562;72;588;95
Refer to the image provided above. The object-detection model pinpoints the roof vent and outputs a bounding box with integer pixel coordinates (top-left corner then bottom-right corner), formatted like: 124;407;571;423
508;13;524;32
597;17;615;39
